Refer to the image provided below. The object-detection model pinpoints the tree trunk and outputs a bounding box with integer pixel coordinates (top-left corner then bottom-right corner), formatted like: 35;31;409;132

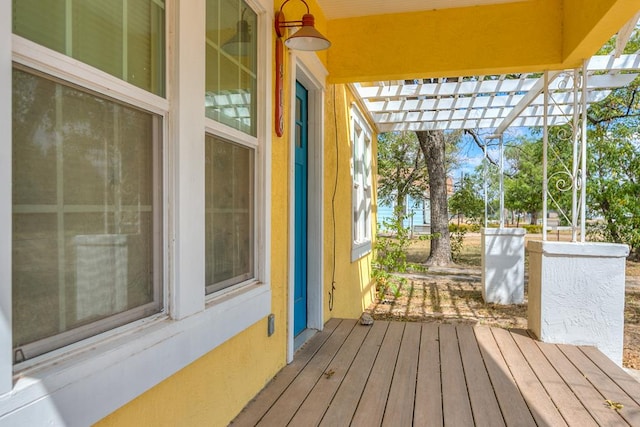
396;192;406;217
395;193;406;233
416;130;452;266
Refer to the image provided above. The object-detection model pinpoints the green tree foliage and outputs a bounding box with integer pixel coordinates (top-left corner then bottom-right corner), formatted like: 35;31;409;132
372;206;411;298
372;206;429;298
554;29;640;257
504;137;544;225
497;74;639;257
376;131;427;210
449;175;484;225
585;76;640;260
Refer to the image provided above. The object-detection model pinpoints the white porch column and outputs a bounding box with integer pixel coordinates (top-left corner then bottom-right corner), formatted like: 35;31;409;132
481;228;526;304
528;241;629;365
170;0;206;319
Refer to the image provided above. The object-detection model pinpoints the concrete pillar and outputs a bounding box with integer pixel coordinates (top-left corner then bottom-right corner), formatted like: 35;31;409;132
527;241;629;365
481;228;526;304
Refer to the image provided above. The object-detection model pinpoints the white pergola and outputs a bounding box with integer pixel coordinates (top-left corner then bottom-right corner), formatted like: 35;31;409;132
354;54;640;134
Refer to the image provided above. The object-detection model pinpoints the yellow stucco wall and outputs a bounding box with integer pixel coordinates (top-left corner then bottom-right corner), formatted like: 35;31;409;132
322;84;377;321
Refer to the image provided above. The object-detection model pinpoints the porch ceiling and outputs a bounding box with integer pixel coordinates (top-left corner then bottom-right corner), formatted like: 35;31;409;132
316;0;640;84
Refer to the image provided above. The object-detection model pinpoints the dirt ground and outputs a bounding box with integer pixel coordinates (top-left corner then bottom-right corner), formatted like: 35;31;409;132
367;233;640;370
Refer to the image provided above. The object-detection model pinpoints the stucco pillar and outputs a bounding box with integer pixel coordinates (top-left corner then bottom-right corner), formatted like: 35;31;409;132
527;241;629;365
481;228;526;304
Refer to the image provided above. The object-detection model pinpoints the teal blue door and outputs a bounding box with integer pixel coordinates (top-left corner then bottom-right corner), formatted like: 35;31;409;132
294;81;308;337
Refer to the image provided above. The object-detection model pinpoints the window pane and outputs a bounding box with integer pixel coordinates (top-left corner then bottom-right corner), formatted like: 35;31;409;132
205;0;257;136
13;0;165;97
205;135;254;294
12;68;162;358
351;111;373;249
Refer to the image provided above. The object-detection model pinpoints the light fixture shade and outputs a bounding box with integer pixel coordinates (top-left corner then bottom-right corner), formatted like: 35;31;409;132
284;14;331;51
222;19;251;56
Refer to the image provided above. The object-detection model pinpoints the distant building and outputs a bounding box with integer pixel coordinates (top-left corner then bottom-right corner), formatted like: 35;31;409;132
377;194;431;235
376;177;454;235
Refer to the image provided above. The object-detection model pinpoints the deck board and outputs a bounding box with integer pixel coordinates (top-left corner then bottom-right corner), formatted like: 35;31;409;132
256;319;357;426
558;344;640;426
510;329;598;427
457;326;505;427
474;326;537;427
231;320;640;427
580;345;640;406
319;321;389;427
413;323;442;427
536;341;625;426
381;322;421;427
231;317;341;427
288;320;370;426
440;324;474;426
350;321;404;426
492;328;567;427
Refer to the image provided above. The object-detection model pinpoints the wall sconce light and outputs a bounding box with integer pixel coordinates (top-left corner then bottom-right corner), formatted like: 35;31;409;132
274;0;330;137
274;0;331;51
223;9;251;56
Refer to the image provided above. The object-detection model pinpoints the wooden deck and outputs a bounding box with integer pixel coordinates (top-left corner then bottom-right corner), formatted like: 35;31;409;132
231;319;640;426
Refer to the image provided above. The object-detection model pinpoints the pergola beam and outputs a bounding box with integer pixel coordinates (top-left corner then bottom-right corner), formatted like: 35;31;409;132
377;116;573;132
614;13;640;57
492;71;562;136
373;102;596;125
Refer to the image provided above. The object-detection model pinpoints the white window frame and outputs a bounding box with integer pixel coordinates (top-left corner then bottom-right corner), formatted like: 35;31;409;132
0;0;272;424
0;0;12;395
350;104;373;261
10;62;165;362
203;121;264;297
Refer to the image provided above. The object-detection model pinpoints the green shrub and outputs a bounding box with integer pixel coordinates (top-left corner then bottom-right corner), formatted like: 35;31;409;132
448;225;467;262
373;208;412;298
448;223;480;233
522;224;542;234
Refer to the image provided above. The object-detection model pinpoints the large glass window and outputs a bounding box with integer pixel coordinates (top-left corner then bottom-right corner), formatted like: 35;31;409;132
204;0;259;295
351;107;373;260
13;0;165;97
12;67;163;361
205;0;257;136
205;135;254;294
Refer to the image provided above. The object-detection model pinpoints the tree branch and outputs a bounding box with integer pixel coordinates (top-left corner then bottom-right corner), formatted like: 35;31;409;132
464;129;498;166
587;86;640;125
